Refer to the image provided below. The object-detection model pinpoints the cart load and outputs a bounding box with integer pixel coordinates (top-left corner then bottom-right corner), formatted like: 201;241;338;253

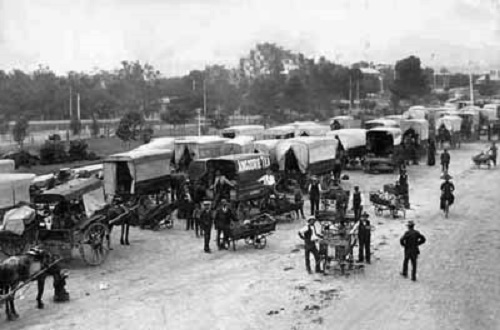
369;187;406;218
364;119;399;130
275;136;338;176
226;213;277;250
472;150;493;168
221;125;265;140
330;116;355;130
104;148;173;198
264;125;296;140
0;205;36;235
0;173;36;210
174;136;229;171
364;127;402;173
222;135;256;155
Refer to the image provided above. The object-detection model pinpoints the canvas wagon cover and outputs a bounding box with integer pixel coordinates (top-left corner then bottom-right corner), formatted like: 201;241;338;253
480;105;498;121
253;139;280;164
330;116;354;127
292;122;330;136
174;136;229;163
275;137;338;173
365;119;399;129
264;125;296;139
104;149;173;195
221;125;264;138
134;137;176;152
0;174;36;209
326;129;366;150
0;159;15;173
222;135;255;155
400;119;429;140
436;115;462;131
0;206;36;234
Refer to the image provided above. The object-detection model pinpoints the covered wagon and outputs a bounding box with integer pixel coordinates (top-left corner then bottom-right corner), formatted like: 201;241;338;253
364;127;402;173
330;116;355;130
400;119;429;162
326;129;366;168
263;125;296;140
435;115;462;149
0;159;15;173
221;125;265;140
173;136;229;172
221;135;256;155
383;115;404;126
275;137;338;186
103;149;173;198
291;122;330;137
253;139;281;171
134;137;177;152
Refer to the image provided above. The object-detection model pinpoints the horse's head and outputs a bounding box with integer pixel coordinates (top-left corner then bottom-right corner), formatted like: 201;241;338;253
26;246;53;268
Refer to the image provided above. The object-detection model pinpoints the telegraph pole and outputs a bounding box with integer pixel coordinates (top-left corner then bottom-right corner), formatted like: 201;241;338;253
69;86;73;118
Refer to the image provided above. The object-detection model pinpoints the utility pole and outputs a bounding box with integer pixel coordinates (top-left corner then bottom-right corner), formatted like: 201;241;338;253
77;93;81;120
69;86;73;118
356;78;360;110
349;75;352;114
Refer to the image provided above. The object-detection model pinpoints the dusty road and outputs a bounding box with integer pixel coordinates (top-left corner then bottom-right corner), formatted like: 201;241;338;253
2;143;500;330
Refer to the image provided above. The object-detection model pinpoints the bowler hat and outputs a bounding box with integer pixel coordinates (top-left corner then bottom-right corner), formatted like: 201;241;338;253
407;220;415;227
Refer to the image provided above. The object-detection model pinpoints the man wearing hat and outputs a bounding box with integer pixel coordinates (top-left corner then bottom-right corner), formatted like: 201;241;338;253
440;174;455;211
298;217;323;274
400;220;426;281
350;186;365;221
357;212;372;263
440;149;451;173
214;199;236;250
212;170;235;207
308;176;323;216
199;200;214;253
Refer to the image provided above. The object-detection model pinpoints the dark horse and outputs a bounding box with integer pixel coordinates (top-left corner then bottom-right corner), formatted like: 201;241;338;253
0;247;69;321
105;198;139;247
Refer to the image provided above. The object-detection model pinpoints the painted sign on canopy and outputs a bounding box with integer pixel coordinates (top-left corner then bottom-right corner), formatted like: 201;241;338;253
237;155;270;173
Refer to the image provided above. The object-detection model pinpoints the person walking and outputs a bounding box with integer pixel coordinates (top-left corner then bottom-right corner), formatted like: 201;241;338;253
199;201;213;253
357;212;372;264
308;176;323;216
440;149;451;173
214;199;236;250
350;186;365;221
298;217;323;274
427;139;436;166
294;187;305;220
193;202;202;238
400;220;426;281
489;142;497;167
398;168;410;209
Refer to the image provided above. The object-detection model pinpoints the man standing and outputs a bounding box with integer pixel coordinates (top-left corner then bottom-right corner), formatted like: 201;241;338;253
398;168;410;209
258;169;277;202
298;217;323;274
440;149;451;173
400;220;426;281
212;170;234;207
308;176;323;216
357;212;372;264
199;201;213;253
214;199;236;250
350;186;365;221
427;139;436;166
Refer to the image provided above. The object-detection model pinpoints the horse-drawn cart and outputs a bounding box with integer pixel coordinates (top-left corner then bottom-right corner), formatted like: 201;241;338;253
364;127;403;173
369;185;406;218
33;178;112;266
0;173;37;256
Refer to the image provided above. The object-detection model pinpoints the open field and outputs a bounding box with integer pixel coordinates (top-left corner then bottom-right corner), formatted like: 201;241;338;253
2;142;499;330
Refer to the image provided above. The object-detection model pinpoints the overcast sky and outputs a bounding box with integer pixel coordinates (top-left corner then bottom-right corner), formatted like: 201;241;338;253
0;0;499;76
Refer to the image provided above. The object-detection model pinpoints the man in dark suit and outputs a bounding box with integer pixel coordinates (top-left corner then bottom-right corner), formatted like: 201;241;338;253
199;201;213;253
214;199;236;250
400;220;426;281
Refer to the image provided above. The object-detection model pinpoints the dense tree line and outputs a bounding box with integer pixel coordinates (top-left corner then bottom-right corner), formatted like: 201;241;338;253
3;43;484;128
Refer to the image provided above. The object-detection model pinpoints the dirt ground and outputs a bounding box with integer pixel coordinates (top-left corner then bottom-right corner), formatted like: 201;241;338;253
2;142;500;330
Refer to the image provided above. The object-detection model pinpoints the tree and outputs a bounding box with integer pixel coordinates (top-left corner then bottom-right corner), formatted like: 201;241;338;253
12;116;29;149
116;111;145;146
391;56;430;103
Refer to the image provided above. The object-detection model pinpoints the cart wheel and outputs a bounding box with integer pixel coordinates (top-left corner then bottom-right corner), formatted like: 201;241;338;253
375;207;383;216
245;236;254;245
80;222;110;266
254;235;267;249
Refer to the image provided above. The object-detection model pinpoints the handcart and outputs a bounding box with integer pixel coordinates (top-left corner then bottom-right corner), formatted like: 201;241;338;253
472;152;492;169
316;210;363;276
369;187;406;219
227;213;277;251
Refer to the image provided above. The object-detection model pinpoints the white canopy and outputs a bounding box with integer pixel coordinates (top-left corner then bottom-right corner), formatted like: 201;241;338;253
0;173;36;209
134;137;177;152
326;129;366;149
367;127;402;145
264;125;296;139
0;160;15;173
222;135;256;154
253;139;280;164
481;105;499;120
275;137;338;173
291;123;330;136
365;119;399;129
400;119;429;141
174;136;229;163
221;125;265;139
436;115;463;131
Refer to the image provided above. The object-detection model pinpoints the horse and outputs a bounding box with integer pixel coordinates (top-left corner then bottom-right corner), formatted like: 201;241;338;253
0;247;68;321
103;197;138;247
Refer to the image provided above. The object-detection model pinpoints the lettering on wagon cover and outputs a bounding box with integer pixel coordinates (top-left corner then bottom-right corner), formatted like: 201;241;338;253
237;156;270;172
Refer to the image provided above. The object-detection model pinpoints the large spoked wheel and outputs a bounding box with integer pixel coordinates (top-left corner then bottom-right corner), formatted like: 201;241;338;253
253;235;267;249
80;222;110;266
